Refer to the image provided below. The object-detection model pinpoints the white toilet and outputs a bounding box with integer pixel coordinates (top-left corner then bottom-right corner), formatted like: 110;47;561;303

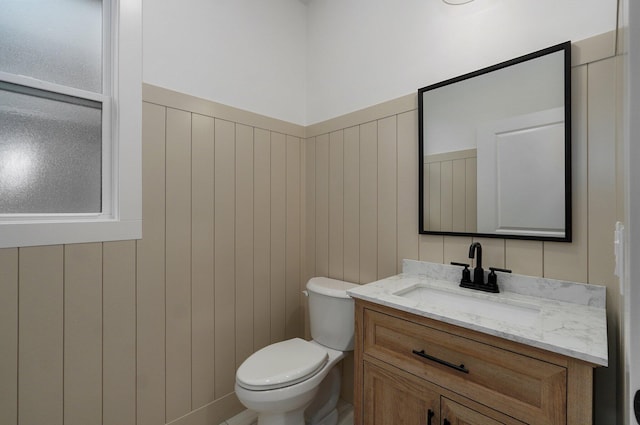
235;277;358;425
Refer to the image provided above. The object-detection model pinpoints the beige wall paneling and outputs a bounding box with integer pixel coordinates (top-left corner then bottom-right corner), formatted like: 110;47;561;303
254;128;272;351
473;238;505;269
397;111;419;269
451;159;466;232
165;108;193;421
0;248;18;425
137;102;167;425
428;162;441;231
465;157;478;232
304;137;317;283
587;57;619;424
286;135;302;339
103;241;137;425
236;124;255;365
505;240;543;276
419;235;445;263
270;132;287;343
19;245;64;425
214;118;236;398
315;133;330;277
443;236;473;265
303;137;316;338
191;113;216;408
344;126;361;284
64;243;103;425
543;65;589;282
377;116;398;279
329;130;345;279
439;160;453;232
359;121;378;284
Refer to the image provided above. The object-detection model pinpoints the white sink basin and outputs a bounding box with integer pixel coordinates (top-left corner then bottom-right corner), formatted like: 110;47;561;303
393;285;540;327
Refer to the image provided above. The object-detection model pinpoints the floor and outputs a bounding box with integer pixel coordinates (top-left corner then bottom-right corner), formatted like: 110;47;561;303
219;400;354;425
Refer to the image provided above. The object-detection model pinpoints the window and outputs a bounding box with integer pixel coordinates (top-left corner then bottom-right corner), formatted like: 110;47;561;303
0;0;141;248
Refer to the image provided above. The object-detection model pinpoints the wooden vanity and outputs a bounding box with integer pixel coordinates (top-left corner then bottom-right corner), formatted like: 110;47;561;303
353;299;600;425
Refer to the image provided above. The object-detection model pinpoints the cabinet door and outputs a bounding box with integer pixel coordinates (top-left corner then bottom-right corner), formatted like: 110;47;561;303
441;398;507;425
364;362;440;425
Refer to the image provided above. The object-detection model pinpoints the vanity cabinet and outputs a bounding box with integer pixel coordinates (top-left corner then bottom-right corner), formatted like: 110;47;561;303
354;300;598;425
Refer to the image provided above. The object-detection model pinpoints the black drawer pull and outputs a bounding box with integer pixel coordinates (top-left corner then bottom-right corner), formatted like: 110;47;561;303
412;349;469;374
427;409;434;425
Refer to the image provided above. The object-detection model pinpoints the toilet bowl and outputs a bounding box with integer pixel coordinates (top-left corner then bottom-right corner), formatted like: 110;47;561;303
235;277;358;425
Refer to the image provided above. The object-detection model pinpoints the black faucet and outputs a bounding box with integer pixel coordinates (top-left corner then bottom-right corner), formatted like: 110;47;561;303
468;242;484;285
451;242;511;293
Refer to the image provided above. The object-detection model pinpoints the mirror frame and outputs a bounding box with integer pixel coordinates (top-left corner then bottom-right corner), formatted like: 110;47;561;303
418;42;572;242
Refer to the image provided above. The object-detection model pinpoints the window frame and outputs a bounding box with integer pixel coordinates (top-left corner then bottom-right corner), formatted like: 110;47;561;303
0;0;142;248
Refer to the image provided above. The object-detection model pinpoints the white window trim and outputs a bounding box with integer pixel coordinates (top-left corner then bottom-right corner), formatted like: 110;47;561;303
0;0;142;248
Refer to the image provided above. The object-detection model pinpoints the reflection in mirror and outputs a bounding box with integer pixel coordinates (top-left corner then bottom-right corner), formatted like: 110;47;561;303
418;42;571;241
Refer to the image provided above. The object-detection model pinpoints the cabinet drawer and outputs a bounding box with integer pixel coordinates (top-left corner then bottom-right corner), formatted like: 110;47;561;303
363;309;567;425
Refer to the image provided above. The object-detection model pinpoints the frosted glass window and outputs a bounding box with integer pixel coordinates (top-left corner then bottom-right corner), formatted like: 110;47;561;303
0;0;103;93
0;84;102;214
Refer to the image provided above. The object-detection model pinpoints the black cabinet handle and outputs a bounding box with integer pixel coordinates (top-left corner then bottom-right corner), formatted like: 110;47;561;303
427;409;434;425
444;419;451;425
412;349;469;374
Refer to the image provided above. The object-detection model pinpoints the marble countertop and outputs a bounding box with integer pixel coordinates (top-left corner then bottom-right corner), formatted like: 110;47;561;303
347;260;608;367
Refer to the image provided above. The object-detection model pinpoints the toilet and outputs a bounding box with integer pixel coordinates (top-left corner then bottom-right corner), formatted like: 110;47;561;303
235;277;358;425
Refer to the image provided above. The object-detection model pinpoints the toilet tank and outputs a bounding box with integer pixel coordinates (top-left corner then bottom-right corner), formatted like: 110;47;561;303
306;277;359;351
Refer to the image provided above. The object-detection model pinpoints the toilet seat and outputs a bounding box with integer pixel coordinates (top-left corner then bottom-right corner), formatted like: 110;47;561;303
236;338;328;391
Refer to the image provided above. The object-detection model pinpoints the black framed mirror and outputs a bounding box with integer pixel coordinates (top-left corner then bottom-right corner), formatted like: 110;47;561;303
418;42;571;241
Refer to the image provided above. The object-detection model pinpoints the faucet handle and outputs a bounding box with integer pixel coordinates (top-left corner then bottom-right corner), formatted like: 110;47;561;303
451;262;472;284
487;267;512;287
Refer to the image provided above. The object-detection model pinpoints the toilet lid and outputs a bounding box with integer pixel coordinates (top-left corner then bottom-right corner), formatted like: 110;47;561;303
236;338;328;391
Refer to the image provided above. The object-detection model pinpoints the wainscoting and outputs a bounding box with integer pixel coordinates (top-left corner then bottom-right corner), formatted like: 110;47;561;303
0;32;621;425
0;85;307;425
303;32;621;423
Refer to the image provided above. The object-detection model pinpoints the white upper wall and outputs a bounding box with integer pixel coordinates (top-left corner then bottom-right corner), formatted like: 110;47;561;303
306;0;618;124
142;0;617;126
143;0;308;125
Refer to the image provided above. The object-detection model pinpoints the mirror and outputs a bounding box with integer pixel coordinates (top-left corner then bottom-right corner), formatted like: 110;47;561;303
418;42;571;241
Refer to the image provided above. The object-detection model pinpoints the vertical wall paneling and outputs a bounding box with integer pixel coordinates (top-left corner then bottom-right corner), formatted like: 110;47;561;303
472;238;505;269
64;243;103;425
343;126;361;283
465;158;477;232
214;119;236;398
304;137;317;283
397;111;419;270
315;134;330;277
137;101;167;425
543;65;589;282
587;57;619;424
505;240;544;276
443;236;472;265
419;235;445;263
377;116;398;279
19;245;64;425
253;128;272;351
236;124;255;365
303;137;315;338
0;248;18;425
191;113;216;408
329;131;345;279
103;241;137;425
439;160;453;232
428;163;441;231
451;159;466;232
359;122;378;284
270;132;287;343
286;135;302;339
165;108;193;421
